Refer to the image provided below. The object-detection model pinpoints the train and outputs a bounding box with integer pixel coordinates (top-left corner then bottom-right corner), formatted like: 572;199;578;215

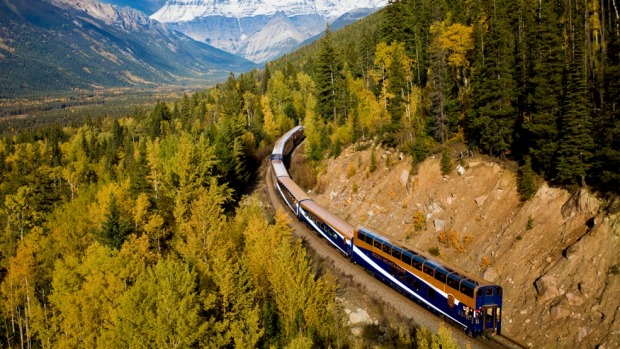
269;126;502;338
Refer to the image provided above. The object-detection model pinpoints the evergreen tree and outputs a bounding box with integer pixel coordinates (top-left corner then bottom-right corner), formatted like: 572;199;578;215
555;8;594;186
440;146;452;175
521;0;564;176
97;193;132;250
467;1;517;158
592;8;620;193
517;156;537;201
315;25;345;121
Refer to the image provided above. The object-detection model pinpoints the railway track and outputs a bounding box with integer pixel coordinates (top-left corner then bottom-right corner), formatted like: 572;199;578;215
261;152;526;349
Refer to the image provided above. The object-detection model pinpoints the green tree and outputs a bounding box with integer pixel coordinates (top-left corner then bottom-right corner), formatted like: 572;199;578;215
315;25;345;121
440;146;452;175
467;1;517;158
97;193;132;250
517;156;537;201
521;0;564;176
555;15;594;186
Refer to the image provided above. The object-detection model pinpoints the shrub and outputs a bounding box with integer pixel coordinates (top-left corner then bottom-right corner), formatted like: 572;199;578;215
480;257;491;270
412;211;426;231
526;215;534;230
428;247;440;257
346;162;356;178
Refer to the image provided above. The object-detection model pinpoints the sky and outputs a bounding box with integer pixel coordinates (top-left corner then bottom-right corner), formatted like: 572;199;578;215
101;0;167;15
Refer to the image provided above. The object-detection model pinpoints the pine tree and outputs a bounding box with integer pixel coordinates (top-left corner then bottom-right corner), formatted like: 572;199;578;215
522;0;564;176
590;6;620;193
315;25;345;121
98;193;132;250
467;1;517;158
555;8;594;186
440;146;452;175
517;156;537;201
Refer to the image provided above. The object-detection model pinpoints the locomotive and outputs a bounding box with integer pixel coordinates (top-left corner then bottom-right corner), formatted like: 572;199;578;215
269;126;502;338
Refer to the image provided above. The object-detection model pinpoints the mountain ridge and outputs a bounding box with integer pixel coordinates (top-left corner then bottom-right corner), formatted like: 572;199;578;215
150;0;386;63
0;0;256;98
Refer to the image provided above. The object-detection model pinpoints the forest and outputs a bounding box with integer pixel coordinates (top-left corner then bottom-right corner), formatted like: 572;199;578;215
1;0;619;347
269;0;620;197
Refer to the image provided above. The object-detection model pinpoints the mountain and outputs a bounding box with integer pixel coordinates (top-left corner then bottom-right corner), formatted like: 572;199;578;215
0;0;257;98
150;0;386;63
100;0;167;15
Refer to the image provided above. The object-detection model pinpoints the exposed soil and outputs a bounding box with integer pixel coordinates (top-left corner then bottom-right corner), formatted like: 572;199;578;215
304;141;620;349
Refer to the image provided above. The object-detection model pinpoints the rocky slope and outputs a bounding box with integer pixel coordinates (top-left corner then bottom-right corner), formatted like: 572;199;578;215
307;142;620;349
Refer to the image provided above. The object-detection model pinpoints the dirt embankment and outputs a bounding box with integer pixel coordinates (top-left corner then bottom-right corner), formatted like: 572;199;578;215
306;142;620;349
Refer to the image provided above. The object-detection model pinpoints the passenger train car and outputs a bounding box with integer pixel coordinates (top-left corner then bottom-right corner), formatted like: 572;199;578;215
269;126;502;338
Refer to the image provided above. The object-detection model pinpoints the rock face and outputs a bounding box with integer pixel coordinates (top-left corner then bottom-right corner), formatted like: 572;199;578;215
305;142;620;349
150;0;387;62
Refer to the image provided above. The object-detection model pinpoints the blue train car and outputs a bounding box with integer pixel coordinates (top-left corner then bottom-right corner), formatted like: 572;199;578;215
275;176;310;216
351;227;502;337
298;200;355;256
270;126;305;161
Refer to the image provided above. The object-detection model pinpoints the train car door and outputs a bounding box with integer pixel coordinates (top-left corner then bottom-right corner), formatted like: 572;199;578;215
482;306;500;334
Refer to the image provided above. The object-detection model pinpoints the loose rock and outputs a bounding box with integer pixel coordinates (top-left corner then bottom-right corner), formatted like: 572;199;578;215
535;275;560;303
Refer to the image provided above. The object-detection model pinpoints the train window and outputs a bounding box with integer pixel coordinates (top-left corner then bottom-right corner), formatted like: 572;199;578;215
398;270;405;280
423;265;434;277
402;253;412;265
461;285;474;298
373;239;382;249
447;275;460;290
477;289;483;297
496;287;502;295
382;244;390;254
434;269;447;283
486;288;494;296
390;267;398;277
413;280;422;291
412;258;423;271
391;247;402;259
358;232;367;243
427;288;436;299
406;275;413;286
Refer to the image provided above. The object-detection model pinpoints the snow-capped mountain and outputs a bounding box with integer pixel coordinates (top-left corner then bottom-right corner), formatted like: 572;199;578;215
0;0;255;97
152;0;386;22
151;0;386;63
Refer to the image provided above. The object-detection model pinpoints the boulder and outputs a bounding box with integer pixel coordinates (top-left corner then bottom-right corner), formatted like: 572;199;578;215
565;292;585;306
428;200;443;213
349;308;370;325
535;275;560;303
475;195;487;207
457;165;465;175
400;170;409;188
484;267;497;282
433;219;446;232
577;327;591;342
550;305;571;320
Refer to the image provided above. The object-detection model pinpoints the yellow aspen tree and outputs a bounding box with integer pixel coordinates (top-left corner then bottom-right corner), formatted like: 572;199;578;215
0;233;42;349
261;95;278;140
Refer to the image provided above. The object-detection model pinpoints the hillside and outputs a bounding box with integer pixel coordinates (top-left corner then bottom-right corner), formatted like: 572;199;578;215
0;0;256;98
300;142;620;348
